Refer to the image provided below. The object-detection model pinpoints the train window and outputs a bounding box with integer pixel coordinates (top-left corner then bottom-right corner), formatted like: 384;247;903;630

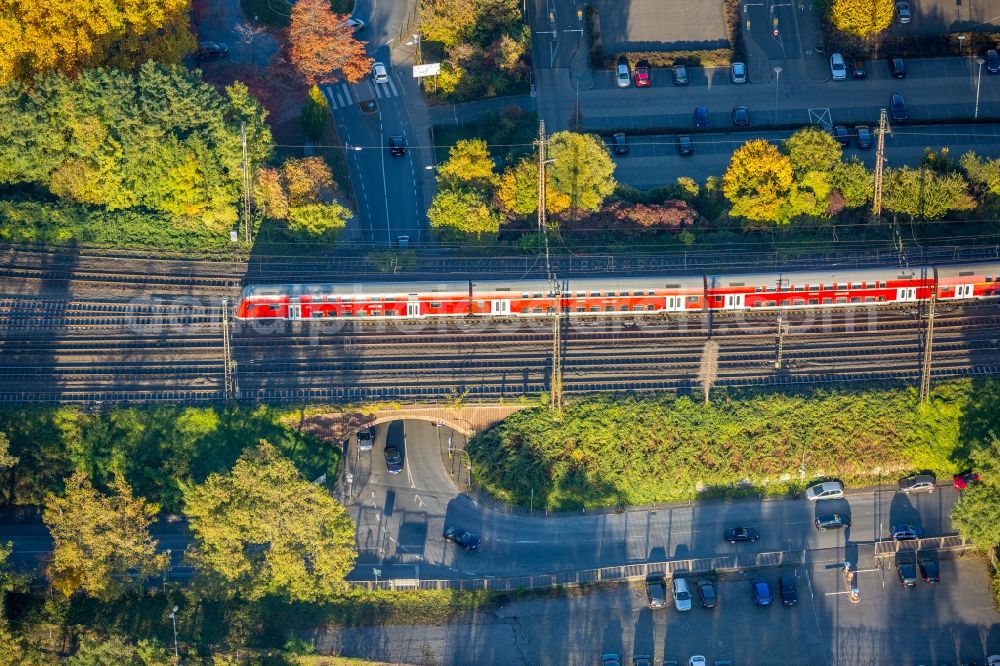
809;284;819;291
620;305;629;311
836;297;847;304
372;311;381;316
634;290;643;296
268;304;279;311
755;286;763;293
986;276;993;282
647;290;655;295
960;271;974;277
851;283;861;290
521;307;530;314
591;291;600;297
476;301;485;308
311;311;323;318
764;300;777;307
522;292;530;298
794;285;805;292
766;286;775;292
533;307;543;314
616;291;626;296
633;305;645;311
603;306;612;312
431;302;442;308
850;297;861;303
864;297;875;303
878;296;886;302
822;298;832;304
646;304;656;311
781;299;791;306
577;291;586;297
547;306;555;313
808;298;818;305
837;283;847;290
576;306;586;312
533;292;543;298
386;310;397;316
605;291;615;297
687;296;698;303
752;301;762;307
372;296;381;302
821;284;831;290
562;307;571;314
879;281;887;288
589;306;600;312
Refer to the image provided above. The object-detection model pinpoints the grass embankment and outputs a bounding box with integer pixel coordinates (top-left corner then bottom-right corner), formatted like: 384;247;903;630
469;380;1000;511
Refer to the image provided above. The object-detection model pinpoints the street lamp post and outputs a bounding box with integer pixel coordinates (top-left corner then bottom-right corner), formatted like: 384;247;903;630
773;66;783;124
168;606;179;660
976;57;986;118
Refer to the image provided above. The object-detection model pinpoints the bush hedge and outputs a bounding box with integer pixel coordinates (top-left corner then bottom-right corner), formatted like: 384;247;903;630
468;380;996;511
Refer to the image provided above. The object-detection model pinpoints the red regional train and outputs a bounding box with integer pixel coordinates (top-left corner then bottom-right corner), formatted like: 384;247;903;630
236;261;1000;321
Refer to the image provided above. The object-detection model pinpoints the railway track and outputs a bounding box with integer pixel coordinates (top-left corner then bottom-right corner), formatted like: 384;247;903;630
0;294;999;403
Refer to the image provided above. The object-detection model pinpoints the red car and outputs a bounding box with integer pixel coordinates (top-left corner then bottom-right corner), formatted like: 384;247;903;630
634;66;651;87
953;470;981;489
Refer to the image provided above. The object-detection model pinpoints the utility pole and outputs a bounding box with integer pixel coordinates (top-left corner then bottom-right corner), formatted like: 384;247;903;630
222;298;235;401
535;121;562;413
872;108;889;222
240;122;252;244
775;315;788;370
919;269;937;403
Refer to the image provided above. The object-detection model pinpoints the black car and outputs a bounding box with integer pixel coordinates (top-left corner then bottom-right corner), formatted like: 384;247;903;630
673;64;689;85
443;525;482;551
778;575;798;606
389;135;406;156
645;572;667;609
694;106;710;129
676;135;694;156
732;105;750;127
632;656;652;666
889;94;908;121
851;58;866;79
890;523;923;540
988;49;1000;74
855;125;873;149
832;125;850;147
897;560;918;588
696;579;717;608
724;526;759;543
612;132;629;155
384;445;403;474
197;41;229;59
918;558;940;583
815;513;850;531
889;57;906;78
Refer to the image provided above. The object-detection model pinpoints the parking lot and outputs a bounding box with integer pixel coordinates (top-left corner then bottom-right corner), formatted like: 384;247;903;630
318;553;1000;665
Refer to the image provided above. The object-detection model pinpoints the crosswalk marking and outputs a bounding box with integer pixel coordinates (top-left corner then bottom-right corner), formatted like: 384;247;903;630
321;77;402;110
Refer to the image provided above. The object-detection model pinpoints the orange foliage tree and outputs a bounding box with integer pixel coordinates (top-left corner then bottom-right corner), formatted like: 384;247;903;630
289;0;373;84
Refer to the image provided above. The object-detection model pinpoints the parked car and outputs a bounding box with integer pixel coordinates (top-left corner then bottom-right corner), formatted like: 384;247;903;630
616;58;631;88
988;49;1000;74
732;105;750;127
988;655;1000;666
918;558;940;583
899;473;935;494
889;93;908;121
851;58;867;79
633;656;652;666
612;132;629;155
689;658;707;666
830;53;847;80
896;1;911;23
635;63;651;87
673;64;689;85
833;125;851;147
197;41;229;59
806;481;844;501
443;525;482;551
731;61;747;84
889;57;906;78
856;125;873;149
602;653;621;666
953;470;981;489
384;445;403;474
778;575;798;606
389;135;406;156
815;513;850;531
676;135;694;156
725;526;759;542
356;427;374;451
696;579;717;608
897;559;918;587
372;61;389;84
890;524;923;540
645;572;667;609
752;579;772;606
672;577;693;611
343;17;366;31
694;106;710;129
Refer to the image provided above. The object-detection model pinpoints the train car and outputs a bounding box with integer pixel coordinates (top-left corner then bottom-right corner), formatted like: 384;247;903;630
235;261;1000;322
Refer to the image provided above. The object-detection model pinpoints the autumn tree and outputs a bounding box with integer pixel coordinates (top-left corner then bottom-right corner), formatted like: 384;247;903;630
831;158;872;209
0;0;194;84
437;139;499;190
784;127;842;177
882;166;975;220
289;0;373;84
428;189;501;235
722;139;797;223
830;0;894;38
43;472;168;599
183;441;356;602
546;131;617;219
960;151;1000;196
420;0;484;47
302;85;330;141
497;158;570;217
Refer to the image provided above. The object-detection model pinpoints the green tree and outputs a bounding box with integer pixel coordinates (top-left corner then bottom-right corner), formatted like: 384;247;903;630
288;202;351;235
428;187;502;234
952;437;1000;550
437;139;499;190
0;433;17;474
183;441;356;602
831;158;872;209
882;166;975;220
784;127;842;178
830;0;894;38
546;131;617;218
496;158;570;217
43;471;168;599
67;635;172;666
0;541;28;666
302;85;331;141
722;139;797;223
960;151;1000;196
420;0;480;47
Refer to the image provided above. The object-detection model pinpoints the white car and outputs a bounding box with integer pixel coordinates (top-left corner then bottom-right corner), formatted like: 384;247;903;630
986;655;1000;666
372;62;389;84
689;657;707;666
830;53;847;80
616;60;631;88
806;481;845;501
672;577;692;611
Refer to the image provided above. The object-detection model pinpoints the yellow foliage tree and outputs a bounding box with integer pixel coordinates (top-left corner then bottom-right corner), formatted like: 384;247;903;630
722;139;797;223
437;139;499;190
830;0;894;38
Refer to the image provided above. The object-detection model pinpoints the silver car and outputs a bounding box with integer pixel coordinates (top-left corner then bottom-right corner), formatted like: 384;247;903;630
899;474;935;494
731;61;747;84
616;60;631;88
372;61;389;84
805;481;844;501
672;577;692;611
830;53;847;81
